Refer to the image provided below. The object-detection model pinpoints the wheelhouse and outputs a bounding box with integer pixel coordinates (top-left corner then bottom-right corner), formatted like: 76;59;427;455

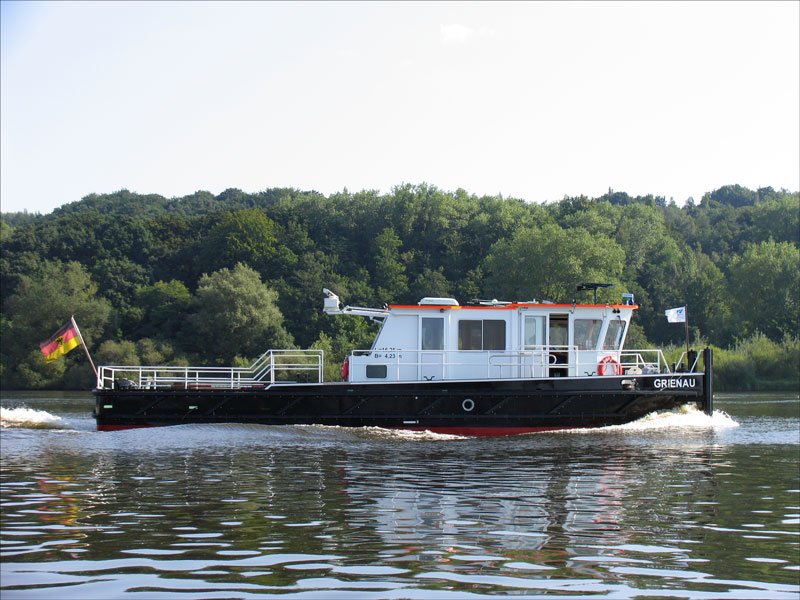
324;292;644;384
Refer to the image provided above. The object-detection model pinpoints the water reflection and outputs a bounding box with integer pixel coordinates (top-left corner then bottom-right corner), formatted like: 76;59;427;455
1;396;799;598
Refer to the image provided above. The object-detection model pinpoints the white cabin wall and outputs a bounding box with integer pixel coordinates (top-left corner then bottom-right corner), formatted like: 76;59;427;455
349;304;636;383
445;309;513;380
373;314;418;351
350;314;419;382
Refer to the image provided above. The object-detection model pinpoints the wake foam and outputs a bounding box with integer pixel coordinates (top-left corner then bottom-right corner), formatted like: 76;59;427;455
570;405;739;434
0;406;67;429
359;426;467;441
308;406;738;441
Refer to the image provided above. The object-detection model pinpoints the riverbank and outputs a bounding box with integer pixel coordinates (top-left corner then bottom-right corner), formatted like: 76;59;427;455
659;334;798;392
713;334;798;391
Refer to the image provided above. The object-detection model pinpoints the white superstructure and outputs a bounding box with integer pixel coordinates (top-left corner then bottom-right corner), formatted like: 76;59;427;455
324;290;662;384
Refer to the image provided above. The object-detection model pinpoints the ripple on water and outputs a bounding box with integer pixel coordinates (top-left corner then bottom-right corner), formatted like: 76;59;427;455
1;392;798;599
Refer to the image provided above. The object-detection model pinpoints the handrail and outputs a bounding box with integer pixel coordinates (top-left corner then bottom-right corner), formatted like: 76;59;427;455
98;346;676;389
619;349;671;373
674;350;702;373
346;346;669;381
96;349;324;390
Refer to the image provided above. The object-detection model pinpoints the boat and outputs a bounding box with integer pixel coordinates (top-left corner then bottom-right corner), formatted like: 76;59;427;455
93;287;713;435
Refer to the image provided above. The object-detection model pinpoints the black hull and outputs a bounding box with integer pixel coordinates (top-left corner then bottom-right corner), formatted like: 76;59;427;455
94;371;710;436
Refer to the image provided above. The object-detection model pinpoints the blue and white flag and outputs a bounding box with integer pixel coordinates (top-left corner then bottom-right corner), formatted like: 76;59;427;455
665;306;686;323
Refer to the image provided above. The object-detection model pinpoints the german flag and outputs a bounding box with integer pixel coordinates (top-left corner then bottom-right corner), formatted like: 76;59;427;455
40;321;81;362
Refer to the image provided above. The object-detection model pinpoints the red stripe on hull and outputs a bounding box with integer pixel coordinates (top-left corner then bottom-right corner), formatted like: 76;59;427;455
97;423;572;436
97;424;154;432
397;426;572;437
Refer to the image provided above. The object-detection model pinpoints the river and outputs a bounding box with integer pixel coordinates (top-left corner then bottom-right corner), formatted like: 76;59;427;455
1;391;798;599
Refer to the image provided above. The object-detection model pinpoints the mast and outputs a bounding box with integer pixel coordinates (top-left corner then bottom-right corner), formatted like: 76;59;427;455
71;316;98;380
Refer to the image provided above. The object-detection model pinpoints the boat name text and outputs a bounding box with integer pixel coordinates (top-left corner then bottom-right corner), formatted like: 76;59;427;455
653;378;696;389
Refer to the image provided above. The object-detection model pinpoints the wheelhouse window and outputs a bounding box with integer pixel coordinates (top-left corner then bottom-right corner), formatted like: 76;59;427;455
574;319;602;350
458;319;506;351
483;320;506;350
421;318;444;350
602;320;626;350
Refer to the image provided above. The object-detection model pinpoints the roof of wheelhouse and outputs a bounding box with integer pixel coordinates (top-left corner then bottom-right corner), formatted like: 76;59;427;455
388;299;638;311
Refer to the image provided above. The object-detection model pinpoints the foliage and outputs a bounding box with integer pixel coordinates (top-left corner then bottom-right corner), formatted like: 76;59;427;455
727;241;799;340
1;183;798;390
194;208;287;278
701;184;759;209
96;339;140;367
483;222;625;302
133;279;193;341
1;261;111;389
712;334;800;391
185;263;294;364
371;227;409;302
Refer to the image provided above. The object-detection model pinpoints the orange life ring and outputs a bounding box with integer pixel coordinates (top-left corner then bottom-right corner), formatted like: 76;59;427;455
598;355;622;376
340;356;349;381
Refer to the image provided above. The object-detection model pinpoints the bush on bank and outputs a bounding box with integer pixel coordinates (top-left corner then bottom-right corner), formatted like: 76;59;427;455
711;333;799;392
651;333;798;392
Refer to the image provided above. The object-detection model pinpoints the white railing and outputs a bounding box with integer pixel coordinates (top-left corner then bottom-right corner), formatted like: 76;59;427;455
96;349;324;390
619;349;672;374
347;346;671;382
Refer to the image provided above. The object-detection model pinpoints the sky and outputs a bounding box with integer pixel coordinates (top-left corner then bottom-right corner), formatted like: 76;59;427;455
1;1;798;214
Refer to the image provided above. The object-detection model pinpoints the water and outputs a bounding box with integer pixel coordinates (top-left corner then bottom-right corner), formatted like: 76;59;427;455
1;391;798;599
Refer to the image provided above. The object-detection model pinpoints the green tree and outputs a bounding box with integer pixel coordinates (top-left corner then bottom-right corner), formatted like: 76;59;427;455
702;184;758;208
95;339;140;367
410;267;452;301
483;223;625;302
0;219;12;241
90;257;151;332
274;250;351;349
136;338;182;365
747;193;800;246
1;182;798;390
185;263;294;363
134;279;193;341
1;260;111;388
728;241;799;340
195;208;293;278
687;203;732;259
613;204;669;279
371;227;409;302
561;201;618;238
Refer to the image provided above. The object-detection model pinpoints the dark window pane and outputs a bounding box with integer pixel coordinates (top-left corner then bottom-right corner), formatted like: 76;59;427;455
458;320;482;350
483;320;506;350
366;364;388;378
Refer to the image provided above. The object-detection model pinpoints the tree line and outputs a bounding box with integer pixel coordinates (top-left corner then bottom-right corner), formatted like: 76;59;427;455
1;183;797;390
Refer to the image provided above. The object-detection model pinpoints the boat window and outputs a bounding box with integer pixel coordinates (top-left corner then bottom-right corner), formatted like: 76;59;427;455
458;320;506;351
458;320;483;350
523;315;546;348
483;320;506;350
574;319;602;350
366;364;388;378
421;318;444;350
549;317;569;348
602;320;626;350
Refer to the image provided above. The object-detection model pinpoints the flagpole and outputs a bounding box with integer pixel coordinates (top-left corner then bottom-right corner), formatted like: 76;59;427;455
684;306;690;361
70;315;98;380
